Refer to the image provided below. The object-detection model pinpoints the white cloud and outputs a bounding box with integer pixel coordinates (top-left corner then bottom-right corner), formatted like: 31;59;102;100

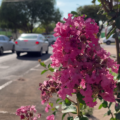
56;1;65;6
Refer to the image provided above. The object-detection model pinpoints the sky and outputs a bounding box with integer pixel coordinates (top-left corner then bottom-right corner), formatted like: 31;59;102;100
56;0;98;19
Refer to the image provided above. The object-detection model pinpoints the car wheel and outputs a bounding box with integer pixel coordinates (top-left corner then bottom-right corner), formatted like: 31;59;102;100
38;48;43;56
16;52;20;57
12;46;15;53
106;41;111;45
46;47;49;54
0;47;3;55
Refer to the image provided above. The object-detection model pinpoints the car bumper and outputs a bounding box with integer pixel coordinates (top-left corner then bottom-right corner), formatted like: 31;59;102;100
15;45;40;52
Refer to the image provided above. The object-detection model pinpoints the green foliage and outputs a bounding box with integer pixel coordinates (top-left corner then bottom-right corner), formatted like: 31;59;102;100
49;67;55;72
106;27;116;39
65;98;71;106
115;104;120;112
102;101;108;108
0;0;62;33
41;70;48;75
67;117;73;120
116;16;120;29
40;62;46;68
77;92;86;105
77;5;107;24
62;113;67;120
62;102;77;114
74;116;88;120
115;112;120;120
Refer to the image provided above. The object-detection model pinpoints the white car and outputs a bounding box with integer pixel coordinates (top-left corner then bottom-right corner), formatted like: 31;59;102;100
0;35;15;55
44;35;57;45
15;33;49;57
103;34;115;45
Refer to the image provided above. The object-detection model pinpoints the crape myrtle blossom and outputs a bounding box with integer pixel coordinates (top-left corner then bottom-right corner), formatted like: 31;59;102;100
39;13;119;108
16;105;41;120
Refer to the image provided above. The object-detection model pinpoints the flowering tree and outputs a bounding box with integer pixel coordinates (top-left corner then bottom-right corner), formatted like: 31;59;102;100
16;14;119;120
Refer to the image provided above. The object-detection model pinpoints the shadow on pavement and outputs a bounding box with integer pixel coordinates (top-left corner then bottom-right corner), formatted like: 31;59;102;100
0;52;13;57
87;115;99;120
16;53;52;61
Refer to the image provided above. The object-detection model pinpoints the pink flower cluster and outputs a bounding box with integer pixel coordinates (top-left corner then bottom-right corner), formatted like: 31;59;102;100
39;78;61;104
46;115;55;120
16;105;41;120
40;14;119;107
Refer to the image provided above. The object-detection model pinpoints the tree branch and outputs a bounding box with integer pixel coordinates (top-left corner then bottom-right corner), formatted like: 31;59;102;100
100;0;109;13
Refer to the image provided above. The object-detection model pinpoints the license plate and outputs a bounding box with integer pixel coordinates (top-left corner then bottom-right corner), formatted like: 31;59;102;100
22;48;29;50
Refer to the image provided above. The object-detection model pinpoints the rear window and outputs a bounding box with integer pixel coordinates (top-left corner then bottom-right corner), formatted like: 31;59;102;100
19;35;38;39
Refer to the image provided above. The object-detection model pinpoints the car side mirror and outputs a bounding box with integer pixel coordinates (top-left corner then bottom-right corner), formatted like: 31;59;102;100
45;39;48;41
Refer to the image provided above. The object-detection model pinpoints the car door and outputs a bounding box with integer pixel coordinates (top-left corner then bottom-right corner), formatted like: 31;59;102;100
0;36;8;50
110;34;115;43
3;36;13;50
42;35;48;51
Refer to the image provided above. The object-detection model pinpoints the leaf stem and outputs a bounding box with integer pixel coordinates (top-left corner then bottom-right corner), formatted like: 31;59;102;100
66;97;77;105
77;97;81;118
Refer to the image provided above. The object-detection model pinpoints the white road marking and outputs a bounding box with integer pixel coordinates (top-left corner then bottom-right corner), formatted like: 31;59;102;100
0;81;13;90
0;111;15;115
0;57;51;90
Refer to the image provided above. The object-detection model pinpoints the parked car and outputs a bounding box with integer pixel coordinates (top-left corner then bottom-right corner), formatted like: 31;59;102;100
15;33;49;57
103;34;115;45
44;35;57;45
0;35;15;55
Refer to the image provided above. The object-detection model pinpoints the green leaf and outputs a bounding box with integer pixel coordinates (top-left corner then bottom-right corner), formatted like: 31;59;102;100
56;98;61;103
41;70;48;75
116;16;120;29
48;63;51;68
71;11;78;15
77;92;86;105
107;110;111;116
67;117;74;120
49;67;54;72
99;104;103;109
108;102;112;109
49;102;53;107
117;93;120;103
62;103;77;113
40;62;46;68
64;98;71;106
106;27;116;39
117;73;120;80
115;104;120;112
59;102;62;104
74;116;88;120
62;113;67;120
115;113;120;119
92;0;96;4
52;108;55;111
53;111;56;115
102;101;108;108
110;118;116;120
59;67;62;71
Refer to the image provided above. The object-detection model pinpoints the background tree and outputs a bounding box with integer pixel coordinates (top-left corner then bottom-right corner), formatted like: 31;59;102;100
40;8;62;34
77;5;108;35
0;0;62;34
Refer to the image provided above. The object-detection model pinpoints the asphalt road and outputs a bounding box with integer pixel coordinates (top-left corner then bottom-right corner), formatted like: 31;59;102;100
0;47;53;86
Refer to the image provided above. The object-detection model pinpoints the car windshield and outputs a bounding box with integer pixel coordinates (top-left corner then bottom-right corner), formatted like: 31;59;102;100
19;35;38;39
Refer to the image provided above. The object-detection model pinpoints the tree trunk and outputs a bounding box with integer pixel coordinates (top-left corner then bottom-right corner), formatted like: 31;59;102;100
115;36;120;73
